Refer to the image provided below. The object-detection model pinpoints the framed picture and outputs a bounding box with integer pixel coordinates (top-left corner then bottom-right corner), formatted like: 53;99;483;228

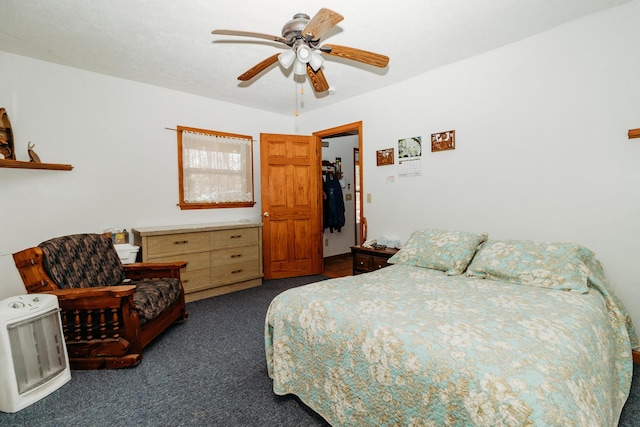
431;130;455;152
376;148;394;166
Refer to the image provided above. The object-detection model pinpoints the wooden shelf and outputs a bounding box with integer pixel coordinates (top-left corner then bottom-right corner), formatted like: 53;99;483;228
629;128;640;139
0;158;73;171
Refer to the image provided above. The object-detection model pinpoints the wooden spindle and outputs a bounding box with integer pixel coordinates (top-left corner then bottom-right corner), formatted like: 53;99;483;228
74;310;82;340
86;310;93;340
99;309;107;339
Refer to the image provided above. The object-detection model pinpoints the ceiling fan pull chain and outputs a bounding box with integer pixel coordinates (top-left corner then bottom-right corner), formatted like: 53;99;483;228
295;81;299;116
298;82;305;116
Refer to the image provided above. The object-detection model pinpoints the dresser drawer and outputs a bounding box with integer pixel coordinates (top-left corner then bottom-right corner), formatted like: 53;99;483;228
181;269;212;293
354;253;372;272
210;245;259;266
152;252;210;272
371;255;391;271
210;227;259;249
210;259;261;287
146;232;209;257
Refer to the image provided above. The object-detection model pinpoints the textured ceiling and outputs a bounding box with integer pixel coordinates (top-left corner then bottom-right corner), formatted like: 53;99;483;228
0;0;633;116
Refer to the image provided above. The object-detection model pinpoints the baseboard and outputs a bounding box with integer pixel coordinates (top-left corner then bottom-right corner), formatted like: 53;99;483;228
634;349;640;365
184;278;262;303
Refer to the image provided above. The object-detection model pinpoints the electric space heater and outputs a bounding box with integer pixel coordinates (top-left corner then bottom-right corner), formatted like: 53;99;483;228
0;294;71;413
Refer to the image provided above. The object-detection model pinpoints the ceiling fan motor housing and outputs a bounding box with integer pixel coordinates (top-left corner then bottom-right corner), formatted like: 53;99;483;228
281;13;310;45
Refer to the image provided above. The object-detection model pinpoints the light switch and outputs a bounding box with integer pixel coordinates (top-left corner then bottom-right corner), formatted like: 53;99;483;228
367;193;372;203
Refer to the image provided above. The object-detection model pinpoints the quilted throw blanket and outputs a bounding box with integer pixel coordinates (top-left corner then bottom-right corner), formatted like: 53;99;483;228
265;264;637;426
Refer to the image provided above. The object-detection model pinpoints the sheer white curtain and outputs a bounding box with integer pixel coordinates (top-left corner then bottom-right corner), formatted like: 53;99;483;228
182;130;253;204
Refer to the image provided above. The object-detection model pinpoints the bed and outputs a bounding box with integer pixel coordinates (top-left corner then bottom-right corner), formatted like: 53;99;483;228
265;230;638;426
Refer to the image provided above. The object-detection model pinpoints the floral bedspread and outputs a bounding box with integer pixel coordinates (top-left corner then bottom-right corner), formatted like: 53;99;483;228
265;264;636;426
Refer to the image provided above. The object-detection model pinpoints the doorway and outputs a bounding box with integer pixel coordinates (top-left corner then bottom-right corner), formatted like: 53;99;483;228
260;133;322;279
259;123;364;279
314;121;364;270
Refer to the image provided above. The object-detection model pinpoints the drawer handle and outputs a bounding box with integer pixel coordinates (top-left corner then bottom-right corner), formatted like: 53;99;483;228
174;240;189;245
230;235;242;239
183;279;189;283
230;254;243;258
231;269;243;274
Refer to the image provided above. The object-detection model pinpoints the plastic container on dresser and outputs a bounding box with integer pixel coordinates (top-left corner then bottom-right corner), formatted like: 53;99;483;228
133;222;263;302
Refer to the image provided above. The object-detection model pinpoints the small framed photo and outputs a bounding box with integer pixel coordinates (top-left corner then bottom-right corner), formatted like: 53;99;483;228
376;148;394;166
431;130;455;152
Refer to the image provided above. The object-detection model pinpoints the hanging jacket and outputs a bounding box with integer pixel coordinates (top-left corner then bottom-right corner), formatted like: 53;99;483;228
323;173;345;233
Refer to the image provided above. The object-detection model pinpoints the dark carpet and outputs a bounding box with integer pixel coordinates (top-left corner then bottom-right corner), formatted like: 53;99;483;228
1;274;638;426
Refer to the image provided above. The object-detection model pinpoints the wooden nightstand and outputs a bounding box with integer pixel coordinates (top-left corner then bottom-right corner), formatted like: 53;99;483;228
351;245;399;275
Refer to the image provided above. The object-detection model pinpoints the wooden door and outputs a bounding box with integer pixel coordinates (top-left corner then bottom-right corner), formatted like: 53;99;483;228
260;133;322;279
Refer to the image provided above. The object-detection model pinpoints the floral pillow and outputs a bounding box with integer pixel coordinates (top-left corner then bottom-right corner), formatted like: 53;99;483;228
387;229;488;275
465;239;593;292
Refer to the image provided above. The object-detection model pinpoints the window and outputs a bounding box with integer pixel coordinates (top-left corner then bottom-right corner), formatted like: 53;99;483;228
177;126;255;209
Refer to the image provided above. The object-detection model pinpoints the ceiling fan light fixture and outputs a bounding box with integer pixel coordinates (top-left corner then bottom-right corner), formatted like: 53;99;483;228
278;49;296;69
308;51;324;72
296;45;312;63
293;59;307;76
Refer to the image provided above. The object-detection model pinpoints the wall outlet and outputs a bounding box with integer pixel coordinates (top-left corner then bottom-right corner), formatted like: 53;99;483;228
325;239;328;246
345;193;352;201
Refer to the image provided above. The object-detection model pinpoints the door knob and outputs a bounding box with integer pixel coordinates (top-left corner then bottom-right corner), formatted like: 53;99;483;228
263;212;270;218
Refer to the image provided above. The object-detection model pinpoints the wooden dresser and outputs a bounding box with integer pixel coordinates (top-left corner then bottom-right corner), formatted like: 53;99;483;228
133;222;263;302
351;245;399;275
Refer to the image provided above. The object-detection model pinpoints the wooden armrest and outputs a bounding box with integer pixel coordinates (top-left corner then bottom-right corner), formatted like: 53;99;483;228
13;246;58;293
123;262;186;281
48;285;136;299
44;285;137;309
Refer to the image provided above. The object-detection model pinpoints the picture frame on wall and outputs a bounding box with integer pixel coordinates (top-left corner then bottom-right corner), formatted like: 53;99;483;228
376;148;394;166
431;130;455;152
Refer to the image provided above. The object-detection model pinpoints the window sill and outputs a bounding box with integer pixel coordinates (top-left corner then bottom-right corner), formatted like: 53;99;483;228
178;201;255;210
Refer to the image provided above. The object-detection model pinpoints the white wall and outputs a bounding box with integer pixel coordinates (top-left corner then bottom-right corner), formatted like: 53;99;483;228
322;135;359;257
0;52;292;299
298;2;640;330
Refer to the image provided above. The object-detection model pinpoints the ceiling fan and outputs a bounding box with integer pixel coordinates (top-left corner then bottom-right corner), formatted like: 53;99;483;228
211;8;389;93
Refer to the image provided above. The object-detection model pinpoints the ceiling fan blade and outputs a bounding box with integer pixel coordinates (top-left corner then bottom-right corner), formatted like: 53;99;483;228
322;44;389;68
238;54;280;81
212;29;287;45
302;8;343;41
306;65;330;93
